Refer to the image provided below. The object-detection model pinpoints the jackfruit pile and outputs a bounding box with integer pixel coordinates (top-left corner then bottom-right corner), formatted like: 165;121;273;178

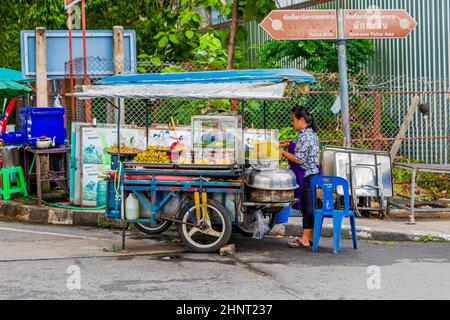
133;146;171;164
106;143;140;154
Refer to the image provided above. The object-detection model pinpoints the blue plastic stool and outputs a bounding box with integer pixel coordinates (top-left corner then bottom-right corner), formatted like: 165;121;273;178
311;175;357;254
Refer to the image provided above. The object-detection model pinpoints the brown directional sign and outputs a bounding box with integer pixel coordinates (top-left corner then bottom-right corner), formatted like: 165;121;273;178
260;10;337;40
65;0;82;10
344;9;417;39
260;9;417;40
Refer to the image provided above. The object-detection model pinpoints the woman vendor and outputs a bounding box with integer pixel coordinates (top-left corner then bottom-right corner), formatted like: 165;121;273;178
280;106;320;248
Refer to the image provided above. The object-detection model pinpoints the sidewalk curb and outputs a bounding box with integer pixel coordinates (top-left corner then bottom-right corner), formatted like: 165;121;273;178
269;222;450;242
2;200;450;242
0;200;123;229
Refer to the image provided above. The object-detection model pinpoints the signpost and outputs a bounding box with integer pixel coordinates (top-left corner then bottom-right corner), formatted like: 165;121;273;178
64;0;90;120
261;8;417;147
65;0;82;10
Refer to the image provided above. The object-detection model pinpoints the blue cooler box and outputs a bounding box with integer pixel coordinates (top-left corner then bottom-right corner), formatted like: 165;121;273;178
2;131;26;144
19;107;66;146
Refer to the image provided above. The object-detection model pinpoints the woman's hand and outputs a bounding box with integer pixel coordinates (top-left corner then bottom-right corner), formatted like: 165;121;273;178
279;148;302;164
280;140;291;148
279;148;290;159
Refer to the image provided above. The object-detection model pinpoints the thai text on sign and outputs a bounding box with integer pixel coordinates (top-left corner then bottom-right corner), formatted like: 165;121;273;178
260;10;337;40
345;9;417;39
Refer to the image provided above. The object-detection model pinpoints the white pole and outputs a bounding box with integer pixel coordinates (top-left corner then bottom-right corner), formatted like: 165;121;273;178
337;9;351;148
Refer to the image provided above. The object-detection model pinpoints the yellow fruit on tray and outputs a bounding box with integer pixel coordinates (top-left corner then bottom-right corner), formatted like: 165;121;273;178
215;159;231;165
106;143;140;154
178;157;192;164
194;159;209;165
134;148;171;164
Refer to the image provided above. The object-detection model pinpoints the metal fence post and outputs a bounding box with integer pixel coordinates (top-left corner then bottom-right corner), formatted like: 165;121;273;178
374;92;382;150
337;9;351;148
409;168;417;224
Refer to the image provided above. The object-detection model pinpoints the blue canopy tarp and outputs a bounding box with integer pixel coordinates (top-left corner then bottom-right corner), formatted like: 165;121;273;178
96;69;316;86
75;69;316;100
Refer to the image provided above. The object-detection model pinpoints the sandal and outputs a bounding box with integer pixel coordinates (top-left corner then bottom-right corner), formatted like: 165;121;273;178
288;238;312;248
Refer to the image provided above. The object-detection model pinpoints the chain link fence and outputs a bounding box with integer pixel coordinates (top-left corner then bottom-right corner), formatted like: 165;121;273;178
64;58;449;162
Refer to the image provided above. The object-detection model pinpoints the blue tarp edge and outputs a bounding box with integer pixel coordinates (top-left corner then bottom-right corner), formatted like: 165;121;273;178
96;69;316;86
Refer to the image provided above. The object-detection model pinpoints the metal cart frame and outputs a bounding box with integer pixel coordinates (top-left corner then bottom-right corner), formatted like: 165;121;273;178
74;69;316;252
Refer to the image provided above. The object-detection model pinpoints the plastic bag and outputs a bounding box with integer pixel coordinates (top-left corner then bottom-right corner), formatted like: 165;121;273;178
331;95;341;114
250;210;270;239
54;95;62;108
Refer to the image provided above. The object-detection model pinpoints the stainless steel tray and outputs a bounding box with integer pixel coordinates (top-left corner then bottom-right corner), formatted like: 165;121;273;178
321;146;393;198
105;151;139;157
125;162;175;169
177;164;237;170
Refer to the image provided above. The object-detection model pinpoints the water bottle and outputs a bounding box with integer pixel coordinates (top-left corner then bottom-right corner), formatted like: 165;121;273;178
125;193;140;221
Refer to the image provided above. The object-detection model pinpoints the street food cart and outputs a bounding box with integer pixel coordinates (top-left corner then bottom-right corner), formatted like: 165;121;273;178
75;69;316;252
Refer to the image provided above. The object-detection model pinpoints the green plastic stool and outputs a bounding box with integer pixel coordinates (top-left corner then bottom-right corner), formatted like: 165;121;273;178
0;166;28;200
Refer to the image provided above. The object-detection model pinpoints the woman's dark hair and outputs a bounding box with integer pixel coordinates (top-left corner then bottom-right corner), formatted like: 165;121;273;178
291;105;318;132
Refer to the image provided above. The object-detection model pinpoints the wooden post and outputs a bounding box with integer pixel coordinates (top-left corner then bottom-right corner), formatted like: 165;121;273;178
35;27;50;195
390;96;420;161
35;27;48;106
110;26;125;125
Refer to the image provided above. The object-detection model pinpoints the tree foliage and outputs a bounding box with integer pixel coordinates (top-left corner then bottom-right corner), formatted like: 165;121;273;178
227;0;276;68
0;0;67;69
257;39;375;75
0;0;277;70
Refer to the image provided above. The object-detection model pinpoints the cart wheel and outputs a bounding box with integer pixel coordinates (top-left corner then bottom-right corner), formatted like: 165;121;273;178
177;198;232;253
234;209;276;237
133;220;173;235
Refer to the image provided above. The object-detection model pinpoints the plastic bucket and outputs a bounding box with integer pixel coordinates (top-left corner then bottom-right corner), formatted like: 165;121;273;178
0;146;20;168
275;205;291;223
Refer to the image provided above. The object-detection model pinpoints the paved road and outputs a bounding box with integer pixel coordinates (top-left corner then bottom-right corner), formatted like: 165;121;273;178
0;221;449;300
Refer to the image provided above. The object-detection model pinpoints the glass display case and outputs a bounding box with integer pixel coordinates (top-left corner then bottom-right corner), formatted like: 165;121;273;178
245;128;280;170
191;114;244;166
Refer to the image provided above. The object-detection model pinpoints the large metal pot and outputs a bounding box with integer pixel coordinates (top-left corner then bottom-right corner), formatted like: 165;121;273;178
246;168;298;203
246;168;298;191
249;188;296;203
